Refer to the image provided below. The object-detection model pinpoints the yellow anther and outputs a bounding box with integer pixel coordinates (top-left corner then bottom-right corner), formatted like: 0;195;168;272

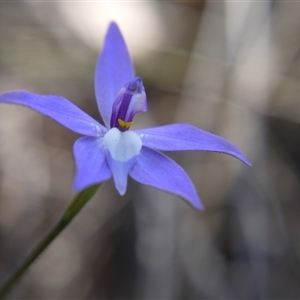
118;119;132;130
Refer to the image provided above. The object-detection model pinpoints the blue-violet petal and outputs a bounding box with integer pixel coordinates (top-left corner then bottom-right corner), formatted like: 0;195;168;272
73;136;111;191
0;90;105;137
129;146;204;210
136;123;251;166
95;22;135;127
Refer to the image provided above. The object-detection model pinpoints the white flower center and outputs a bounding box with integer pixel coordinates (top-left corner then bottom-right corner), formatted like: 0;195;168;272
104;127;142;162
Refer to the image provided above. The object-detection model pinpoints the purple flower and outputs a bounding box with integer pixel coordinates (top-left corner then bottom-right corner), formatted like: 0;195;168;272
0;22;250;210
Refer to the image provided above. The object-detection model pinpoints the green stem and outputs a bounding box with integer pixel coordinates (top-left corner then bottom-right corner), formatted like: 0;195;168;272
0;184;101;299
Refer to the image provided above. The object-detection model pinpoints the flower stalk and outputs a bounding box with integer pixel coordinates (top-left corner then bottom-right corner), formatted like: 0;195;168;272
0;184;101;299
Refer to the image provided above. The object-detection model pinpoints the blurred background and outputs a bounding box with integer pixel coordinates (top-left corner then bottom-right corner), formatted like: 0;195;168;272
0;1;300;299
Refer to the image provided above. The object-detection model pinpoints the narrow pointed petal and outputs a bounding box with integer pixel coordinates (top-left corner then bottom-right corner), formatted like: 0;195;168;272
129;147;204;210
106;152;136;195
95;22;135;127
136;124;251;166
73;137;111;191
0;90;105;136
